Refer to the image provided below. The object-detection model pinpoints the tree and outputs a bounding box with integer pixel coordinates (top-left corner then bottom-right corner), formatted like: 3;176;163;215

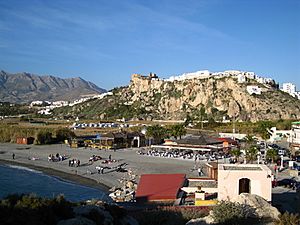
266;148;278;163
246;145;259;163
36;130;52;145
146;125;168;144
196;106;207;129
56;127;75;143
167;124;186;139
244;134;255;144
184;114;193;127
257;121;274;140
231;149;242;162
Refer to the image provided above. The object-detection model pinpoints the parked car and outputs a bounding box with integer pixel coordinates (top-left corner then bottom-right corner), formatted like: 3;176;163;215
277;178;298;189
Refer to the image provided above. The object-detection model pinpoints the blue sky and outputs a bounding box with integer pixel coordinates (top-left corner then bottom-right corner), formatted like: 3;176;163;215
0;0;299;90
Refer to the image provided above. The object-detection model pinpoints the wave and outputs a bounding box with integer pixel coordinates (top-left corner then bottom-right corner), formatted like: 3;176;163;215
6;165;42;174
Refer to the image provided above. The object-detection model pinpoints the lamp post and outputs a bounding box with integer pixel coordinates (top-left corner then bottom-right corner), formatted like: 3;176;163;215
280;155;284;171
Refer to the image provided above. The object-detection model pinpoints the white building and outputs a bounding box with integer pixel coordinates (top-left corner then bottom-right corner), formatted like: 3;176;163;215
218;164;272;201
288;121;300;153
246;85;262;95
282;83;296;95
167;70;211;81
267;127;291;143
30;101;44;107
245;72;256;80
52;101;69;107
38;108;52;115
237;74;246;83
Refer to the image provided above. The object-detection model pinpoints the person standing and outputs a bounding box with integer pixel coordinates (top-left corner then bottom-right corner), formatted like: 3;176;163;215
198;167;202;176
12;153;15;160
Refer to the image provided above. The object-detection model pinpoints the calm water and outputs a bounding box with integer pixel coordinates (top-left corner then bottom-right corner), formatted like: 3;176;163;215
0;164;111;202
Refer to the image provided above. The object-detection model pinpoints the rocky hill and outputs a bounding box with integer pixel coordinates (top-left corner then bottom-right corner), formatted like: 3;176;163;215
53;73;300;122
0;70;106;103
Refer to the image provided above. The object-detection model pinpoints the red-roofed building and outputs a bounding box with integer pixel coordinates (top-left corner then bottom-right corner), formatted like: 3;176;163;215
135;174;186;203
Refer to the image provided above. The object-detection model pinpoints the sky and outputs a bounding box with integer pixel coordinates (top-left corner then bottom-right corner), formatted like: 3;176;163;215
0;0;299;90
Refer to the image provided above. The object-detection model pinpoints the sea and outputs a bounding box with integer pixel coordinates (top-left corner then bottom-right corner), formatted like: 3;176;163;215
0;164;111;202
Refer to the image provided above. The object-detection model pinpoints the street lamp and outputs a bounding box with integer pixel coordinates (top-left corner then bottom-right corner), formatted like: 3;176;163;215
280;155;284;170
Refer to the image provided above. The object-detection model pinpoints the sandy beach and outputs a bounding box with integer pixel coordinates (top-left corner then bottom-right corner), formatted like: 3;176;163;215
0;143;201;193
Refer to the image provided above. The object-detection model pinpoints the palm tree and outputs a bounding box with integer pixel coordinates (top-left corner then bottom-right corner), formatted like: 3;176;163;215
231;149;241;163
168;124;186;139
245;134;255;145
246;145;259;164
266;148;278;163
146;125;168;145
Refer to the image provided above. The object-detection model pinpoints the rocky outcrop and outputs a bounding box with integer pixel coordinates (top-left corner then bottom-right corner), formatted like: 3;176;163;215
128;74;300;122
109;170;137;202
0;70;106;103
186;194;280;225
231;193;280;220
57;203;139;225
57;217;96;225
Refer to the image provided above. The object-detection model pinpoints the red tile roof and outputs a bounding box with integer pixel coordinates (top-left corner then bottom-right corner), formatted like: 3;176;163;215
135;174;186;202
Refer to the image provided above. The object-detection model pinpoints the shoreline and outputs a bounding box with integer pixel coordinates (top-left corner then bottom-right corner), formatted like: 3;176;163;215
0;143;198;198
0;158;110;193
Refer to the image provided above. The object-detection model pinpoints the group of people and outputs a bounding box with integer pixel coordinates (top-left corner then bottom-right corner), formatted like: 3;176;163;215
138;149;223;162
48;153;67;162
95;166;107;174
69;158;80;167
88;155;102;164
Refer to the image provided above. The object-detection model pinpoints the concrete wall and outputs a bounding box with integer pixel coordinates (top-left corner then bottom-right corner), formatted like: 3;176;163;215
218;164;272;201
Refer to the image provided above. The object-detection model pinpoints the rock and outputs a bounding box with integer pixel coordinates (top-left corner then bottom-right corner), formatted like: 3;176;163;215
73;205;113;225
126;181;134;189
186;214;215;225
231;193;280;220
109;186;116;192
57;216;96;225
119;215;139;225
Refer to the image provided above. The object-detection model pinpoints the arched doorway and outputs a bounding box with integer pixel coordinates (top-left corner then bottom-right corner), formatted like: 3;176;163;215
239;178;250;194
133;139;139;147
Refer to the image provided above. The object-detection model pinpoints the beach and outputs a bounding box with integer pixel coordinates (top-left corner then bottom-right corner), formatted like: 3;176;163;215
0;143;200;193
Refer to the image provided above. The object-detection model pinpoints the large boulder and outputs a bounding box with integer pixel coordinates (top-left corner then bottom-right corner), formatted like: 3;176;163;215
231;193;280;220
73;205;113;225
186;214;215;225
57;216;96;225
119;215;139;225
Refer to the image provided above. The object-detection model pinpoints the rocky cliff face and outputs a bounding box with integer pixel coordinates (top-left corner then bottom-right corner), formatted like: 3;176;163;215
0;70;106;103
127;74;300;122
54;73;300;122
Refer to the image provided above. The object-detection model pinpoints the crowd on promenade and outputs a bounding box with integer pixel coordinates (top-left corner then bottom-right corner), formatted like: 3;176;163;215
137;148;226;162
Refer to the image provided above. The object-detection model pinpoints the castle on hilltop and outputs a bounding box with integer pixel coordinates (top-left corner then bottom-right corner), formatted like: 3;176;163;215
132;70;276;86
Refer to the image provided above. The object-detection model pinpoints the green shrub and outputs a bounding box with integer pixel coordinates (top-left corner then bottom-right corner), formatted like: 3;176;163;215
212;201;257;225
55;127;75;142
132;206;209;225
36;130;53;144
276;212;300;225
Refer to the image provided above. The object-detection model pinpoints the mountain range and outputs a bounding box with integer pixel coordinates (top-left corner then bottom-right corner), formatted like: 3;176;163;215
0;71;106;103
